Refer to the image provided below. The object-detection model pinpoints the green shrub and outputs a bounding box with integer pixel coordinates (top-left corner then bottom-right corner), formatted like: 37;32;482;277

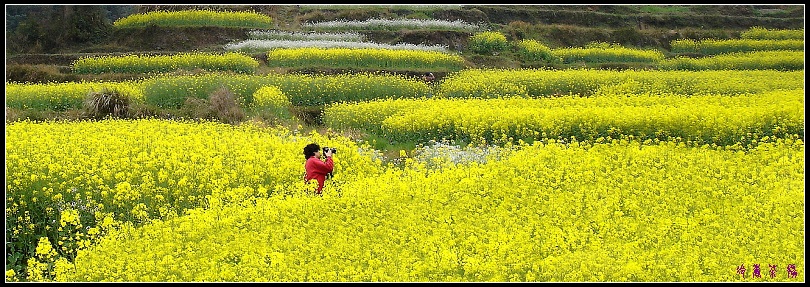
250;86;292;122
513;39;559;63
468;31;509;55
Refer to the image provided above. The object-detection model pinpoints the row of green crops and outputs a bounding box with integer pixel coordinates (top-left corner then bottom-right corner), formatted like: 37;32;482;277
69;47;463;74
658;50;805;71
324;89;804;146
5;81;145;111
62;36;803;78
5;119;385;281
29;127;802;282
466;28;802;69
550;42;665;64
740;27;804;40
669;39;804;55
140;72;431;108
5;73;431;111
7;69;803;112
513;39;556;63
435;69;804;99
507;37;801;70
468;31;510;55
71;52;259;75
513;40;802;70
266;47;466;72
112;9;274;29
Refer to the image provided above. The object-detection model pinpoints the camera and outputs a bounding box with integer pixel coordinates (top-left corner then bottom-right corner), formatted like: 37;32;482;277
322;147;337;154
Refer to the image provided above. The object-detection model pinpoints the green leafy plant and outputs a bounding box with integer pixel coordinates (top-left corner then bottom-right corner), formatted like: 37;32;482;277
468;31;509;55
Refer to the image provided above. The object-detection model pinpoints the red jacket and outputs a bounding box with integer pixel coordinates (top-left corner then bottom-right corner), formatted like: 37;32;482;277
305;156;334;193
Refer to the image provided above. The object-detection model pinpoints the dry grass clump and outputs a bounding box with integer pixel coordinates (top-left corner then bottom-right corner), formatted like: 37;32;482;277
83;88;130;119
180;86;246;124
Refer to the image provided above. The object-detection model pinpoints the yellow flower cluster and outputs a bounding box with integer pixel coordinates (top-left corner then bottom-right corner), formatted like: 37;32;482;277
740;27;804;40
113;9;274;29
6;81;144;111
250;86;292;120
514;39;557;63
49;137;804;282
436;69;803;98
266;47;465;72
72;52;259;74
551;42;665;63
6;72;431;111
5;119;383;281
658;50;804;71
669;38;804;55
468;31;509;54
139;72;430;108
325;90;804;146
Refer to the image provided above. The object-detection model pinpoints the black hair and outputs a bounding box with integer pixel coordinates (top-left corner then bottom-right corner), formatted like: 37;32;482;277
304;143;320;160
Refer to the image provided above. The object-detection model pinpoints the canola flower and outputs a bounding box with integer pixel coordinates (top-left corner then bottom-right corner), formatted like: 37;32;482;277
551;42;665;64
325;90;804;147
266;47;465;72
436;68;804;99
13;68;800;115
5;119;383;281
251;85;290;111
9;72;429;113
140;72;430;108
71;52;259;75
669;38;804;55
6;81;144;111
657;50;804;71
113;9;274;29
6;9;805;283
249;85;292;120
740;27;804;40
53;138;804;282
514;39;559;63
468;31;509;55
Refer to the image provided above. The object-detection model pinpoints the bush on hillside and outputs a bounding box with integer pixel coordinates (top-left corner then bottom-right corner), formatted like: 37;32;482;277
468;31;509;55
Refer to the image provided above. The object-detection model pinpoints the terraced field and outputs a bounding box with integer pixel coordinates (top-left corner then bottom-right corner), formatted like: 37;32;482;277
5;5;805;282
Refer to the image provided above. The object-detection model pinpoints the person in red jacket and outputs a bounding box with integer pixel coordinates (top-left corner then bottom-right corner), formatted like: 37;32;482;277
303;143;334;195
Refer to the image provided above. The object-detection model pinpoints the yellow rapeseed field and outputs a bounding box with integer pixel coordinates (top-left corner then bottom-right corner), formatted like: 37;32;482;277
5;119;804;282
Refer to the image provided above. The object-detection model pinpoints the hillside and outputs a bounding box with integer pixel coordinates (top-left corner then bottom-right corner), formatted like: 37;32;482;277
5;4;805;83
